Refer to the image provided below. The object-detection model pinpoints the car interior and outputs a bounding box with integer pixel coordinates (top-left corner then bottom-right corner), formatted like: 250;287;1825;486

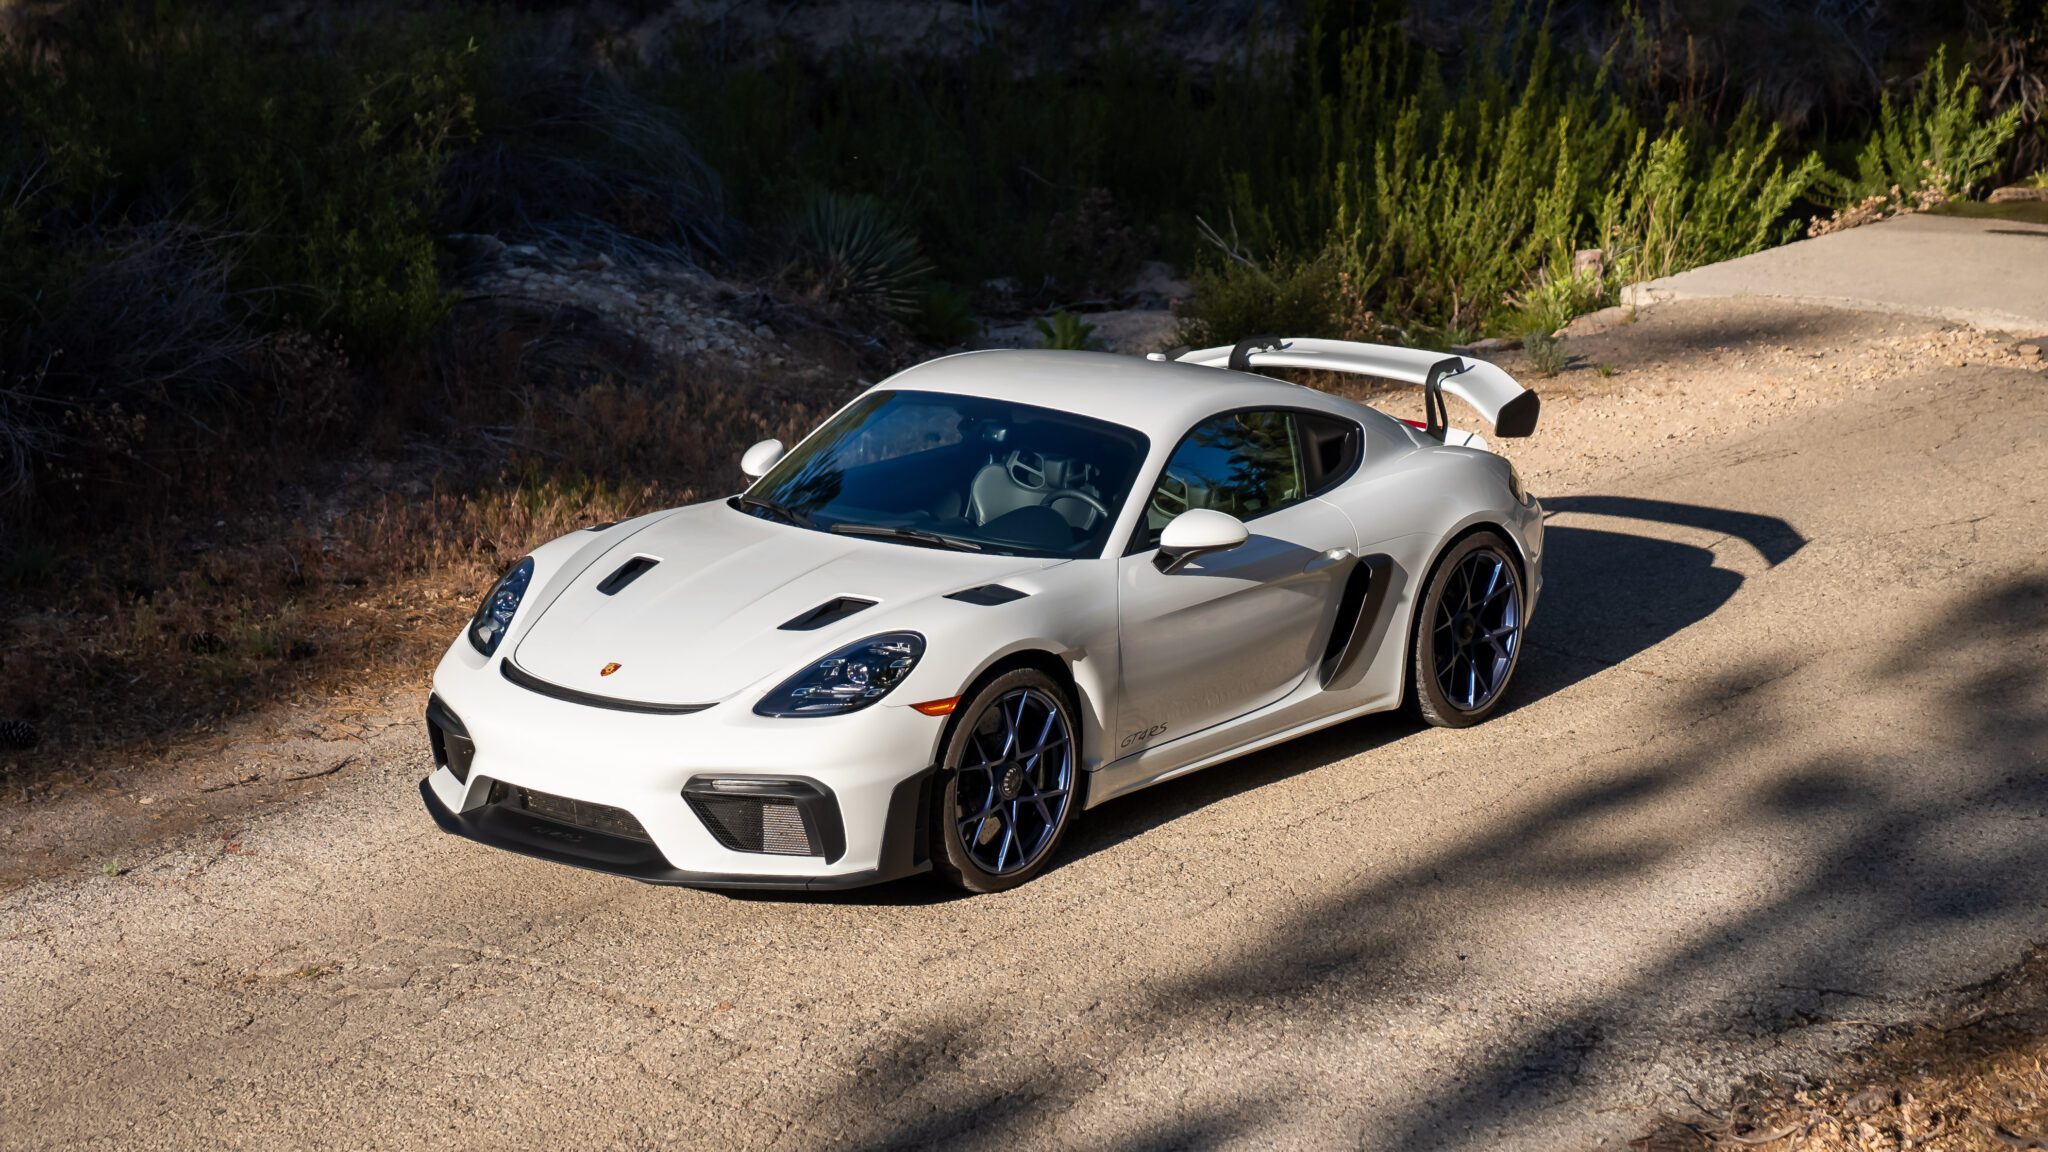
750;393;1362;558
760;395;1150;556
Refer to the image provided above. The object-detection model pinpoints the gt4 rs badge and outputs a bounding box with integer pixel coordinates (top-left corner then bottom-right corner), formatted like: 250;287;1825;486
1120;723;1168;749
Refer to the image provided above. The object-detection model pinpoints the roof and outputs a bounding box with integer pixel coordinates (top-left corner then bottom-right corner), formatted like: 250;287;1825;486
873;349;1365;436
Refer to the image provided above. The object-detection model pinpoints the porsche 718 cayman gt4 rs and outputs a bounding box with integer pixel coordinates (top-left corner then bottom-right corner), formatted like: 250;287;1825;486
420;336;1544;892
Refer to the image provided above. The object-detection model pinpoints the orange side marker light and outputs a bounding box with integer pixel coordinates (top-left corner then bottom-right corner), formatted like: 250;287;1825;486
911;697;959;716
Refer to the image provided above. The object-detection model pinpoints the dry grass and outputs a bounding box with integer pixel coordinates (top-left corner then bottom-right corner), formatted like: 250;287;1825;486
0;308;855;800
1634;947;2048;1151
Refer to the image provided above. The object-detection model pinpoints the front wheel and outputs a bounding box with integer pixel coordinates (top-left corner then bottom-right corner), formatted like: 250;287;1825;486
1410;531;1526;729
930;669;1079;893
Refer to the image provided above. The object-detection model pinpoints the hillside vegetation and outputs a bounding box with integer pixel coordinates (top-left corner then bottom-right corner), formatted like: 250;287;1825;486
0;0;2036;762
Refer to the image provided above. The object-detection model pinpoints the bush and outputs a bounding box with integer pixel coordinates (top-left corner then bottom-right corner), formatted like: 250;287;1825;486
0;2;482;512
1822;49;2023;211
1207;10;1831;342
1;3;474;353
1176;252;1340;347
1601;114;1823;283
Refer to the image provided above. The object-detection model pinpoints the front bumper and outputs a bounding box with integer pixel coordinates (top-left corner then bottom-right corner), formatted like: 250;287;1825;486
419;774;932;891
421;643;947;890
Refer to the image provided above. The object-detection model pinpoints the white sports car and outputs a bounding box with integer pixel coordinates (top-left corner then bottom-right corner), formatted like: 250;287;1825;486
421;336;1544;892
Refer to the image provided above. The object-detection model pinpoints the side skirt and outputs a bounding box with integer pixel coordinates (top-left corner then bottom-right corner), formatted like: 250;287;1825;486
1082;688;1401;809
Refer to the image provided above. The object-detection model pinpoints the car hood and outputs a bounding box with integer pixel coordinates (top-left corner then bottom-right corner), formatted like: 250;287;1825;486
511;502;1052;706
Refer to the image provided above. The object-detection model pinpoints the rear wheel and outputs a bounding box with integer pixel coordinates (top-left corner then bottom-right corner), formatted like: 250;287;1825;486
1411;531;1526;729
930;669;1078;893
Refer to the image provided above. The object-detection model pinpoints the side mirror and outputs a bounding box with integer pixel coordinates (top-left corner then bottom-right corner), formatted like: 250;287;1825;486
1155;508;1249;573
740;439;785;478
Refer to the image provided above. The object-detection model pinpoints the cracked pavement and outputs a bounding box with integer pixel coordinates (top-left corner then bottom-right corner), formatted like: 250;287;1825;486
2;298;2045;1150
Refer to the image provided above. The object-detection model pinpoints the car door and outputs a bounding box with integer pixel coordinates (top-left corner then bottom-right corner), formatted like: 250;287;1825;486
1114;409;1359;756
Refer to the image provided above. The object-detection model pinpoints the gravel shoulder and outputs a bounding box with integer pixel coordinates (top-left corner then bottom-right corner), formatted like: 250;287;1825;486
3;298;2045;1150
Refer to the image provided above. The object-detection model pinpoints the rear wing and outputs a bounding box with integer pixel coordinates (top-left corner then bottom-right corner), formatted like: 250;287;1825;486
1173;336;1540;440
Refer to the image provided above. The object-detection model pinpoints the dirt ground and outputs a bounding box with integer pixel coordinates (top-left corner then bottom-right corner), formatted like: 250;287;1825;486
2;296;2045;1150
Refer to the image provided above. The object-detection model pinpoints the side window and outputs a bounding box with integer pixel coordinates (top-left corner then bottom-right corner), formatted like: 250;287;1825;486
1139;410;1305;549
1296;411;1363;496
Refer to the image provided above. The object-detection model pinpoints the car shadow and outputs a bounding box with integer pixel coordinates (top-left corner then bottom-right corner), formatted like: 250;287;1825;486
731;496;1803;905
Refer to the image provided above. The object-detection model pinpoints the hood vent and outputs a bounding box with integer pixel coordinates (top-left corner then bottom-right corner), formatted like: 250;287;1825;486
596;556;659;596
779;596;877;631
945;583;1029;606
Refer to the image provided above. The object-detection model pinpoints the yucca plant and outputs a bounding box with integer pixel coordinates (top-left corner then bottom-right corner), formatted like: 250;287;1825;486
789;192;933;320
1032;311;1101;351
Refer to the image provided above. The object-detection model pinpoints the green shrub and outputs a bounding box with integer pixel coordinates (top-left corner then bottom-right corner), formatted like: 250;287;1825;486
1601;114;1823;284
1505;259;1608;339
1522;330;1568;377
1206;11;1830;342
1822;49;2022;209
1176;252;1340;347
2;3;475;354
1031;312;1102;351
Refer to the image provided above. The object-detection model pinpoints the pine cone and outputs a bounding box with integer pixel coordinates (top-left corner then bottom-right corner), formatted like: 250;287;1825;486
0;719;38;751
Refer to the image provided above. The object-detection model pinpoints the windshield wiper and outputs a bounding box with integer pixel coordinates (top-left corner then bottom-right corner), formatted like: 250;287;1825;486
735;494;813;528
829;523;983;552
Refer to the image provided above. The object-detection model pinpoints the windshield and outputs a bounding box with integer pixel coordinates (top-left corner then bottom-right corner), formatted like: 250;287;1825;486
738;389;1150;558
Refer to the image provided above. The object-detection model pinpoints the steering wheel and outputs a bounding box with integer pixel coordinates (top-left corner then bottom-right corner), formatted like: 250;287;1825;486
1007;450;1049;490
1150;472;1191;521
1043;487;1109;528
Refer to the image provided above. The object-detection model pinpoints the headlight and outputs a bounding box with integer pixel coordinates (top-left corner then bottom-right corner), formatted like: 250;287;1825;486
468;557;534;657
755;632;924;717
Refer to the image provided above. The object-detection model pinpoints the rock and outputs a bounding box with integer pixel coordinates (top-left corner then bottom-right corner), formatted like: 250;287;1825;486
1561;304;1637;339
1131;261;1193;307
447;233;508;261
1988;185;2048;203
1454;336;1522;357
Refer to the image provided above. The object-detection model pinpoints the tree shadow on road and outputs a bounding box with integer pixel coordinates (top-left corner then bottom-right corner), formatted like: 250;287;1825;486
779;563;2046;1147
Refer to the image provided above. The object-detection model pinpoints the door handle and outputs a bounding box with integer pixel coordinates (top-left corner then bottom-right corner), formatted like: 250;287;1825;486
1302;548;1355;573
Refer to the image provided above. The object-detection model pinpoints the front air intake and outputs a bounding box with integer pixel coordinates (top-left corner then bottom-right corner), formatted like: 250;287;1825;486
682;777;845;862
486;780;651;842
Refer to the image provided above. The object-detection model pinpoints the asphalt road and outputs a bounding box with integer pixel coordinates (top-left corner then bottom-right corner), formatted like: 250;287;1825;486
3;301;2045;1150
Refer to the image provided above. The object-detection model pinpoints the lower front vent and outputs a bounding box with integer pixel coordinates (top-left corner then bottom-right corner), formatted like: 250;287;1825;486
488;781;651;843
682;777;845;862
690;795;815;856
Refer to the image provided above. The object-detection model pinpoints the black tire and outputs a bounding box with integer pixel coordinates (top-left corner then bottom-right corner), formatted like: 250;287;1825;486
930;668;1080;893
1409;530;1527;729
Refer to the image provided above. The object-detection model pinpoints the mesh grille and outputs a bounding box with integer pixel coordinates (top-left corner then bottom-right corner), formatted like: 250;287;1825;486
687;794;819;856
489;782;651;842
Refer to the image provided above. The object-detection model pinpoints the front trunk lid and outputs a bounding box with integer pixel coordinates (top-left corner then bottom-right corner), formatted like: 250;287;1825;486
510;504;1037;706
